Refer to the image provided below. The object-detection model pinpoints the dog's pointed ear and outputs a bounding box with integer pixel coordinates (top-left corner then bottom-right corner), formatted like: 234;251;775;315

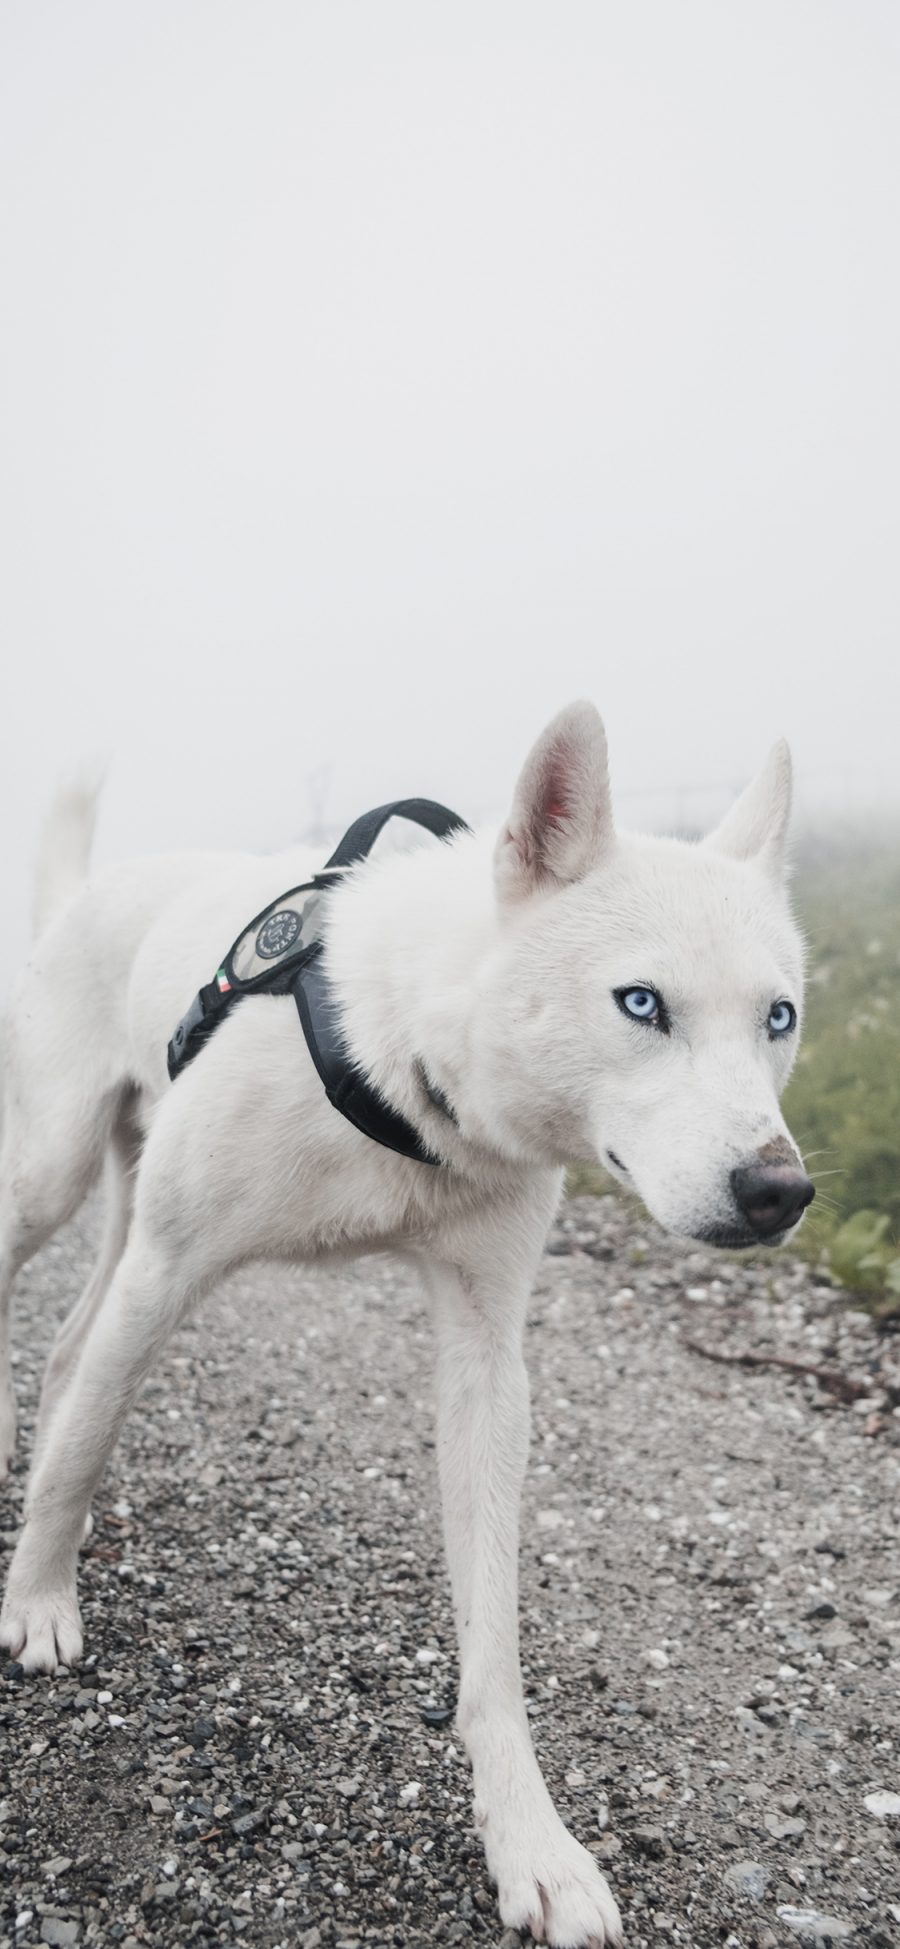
494;701;614;902
704;740;793;877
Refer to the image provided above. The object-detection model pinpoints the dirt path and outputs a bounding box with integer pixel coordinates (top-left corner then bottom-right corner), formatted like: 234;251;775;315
2;1194;900;1949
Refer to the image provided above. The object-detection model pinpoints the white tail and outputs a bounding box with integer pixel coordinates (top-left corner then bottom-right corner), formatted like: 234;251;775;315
32;762;106;940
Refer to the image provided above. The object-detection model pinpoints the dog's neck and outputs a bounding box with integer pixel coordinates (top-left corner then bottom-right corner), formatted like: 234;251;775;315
319;830;596;1172
320;829;510;1160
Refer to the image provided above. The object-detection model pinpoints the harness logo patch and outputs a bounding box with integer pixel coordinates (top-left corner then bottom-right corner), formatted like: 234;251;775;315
256;909;302;960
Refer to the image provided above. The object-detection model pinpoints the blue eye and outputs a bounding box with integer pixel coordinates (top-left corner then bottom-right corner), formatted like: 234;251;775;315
615;985;664;1026
768;999;796;1037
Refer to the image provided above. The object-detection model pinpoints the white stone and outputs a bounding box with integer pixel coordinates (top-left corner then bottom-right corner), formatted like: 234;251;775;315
777;1909;853;1941
399;1781;421;1805
863;1788;900;1819
42;1857;72;1879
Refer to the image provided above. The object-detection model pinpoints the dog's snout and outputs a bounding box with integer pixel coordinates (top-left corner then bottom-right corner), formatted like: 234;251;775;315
730;1162;815;1238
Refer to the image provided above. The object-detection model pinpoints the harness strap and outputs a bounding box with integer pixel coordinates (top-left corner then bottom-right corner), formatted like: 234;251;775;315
166;797;469;1168
292;944;439;1163
323;797;469;868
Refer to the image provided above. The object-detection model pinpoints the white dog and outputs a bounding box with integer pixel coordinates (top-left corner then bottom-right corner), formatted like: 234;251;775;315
0;703;813;1948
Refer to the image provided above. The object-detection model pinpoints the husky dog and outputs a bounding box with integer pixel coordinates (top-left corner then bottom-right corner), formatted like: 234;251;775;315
0;704;813;1948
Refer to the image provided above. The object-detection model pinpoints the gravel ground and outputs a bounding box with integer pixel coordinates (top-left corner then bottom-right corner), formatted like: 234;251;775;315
2;1193;900;1949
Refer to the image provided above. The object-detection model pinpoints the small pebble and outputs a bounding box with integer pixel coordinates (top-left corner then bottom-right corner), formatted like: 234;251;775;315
724;1859;769;1900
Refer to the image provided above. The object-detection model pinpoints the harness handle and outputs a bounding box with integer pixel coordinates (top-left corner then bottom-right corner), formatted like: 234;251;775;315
323;798;469;868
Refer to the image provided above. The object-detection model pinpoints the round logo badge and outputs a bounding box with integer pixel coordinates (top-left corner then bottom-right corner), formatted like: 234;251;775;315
256;908;302;960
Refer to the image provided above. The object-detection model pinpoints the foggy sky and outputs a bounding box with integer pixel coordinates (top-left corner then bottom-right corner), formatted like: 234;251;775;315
2;3;898;987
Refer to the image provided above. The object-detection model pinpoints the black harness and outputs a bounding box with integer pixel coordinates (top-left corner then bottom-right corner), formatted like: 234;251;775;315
167;798;470;1166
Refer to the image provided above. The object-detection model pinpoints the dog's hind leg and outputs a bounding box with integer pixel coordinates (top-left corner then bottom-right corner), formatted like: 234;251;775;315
423;1213;622;1949
0;1077;121;1483
0;1066;233;1671
0;1216;216;1672
33;1093;144;1462
0;763;108;1476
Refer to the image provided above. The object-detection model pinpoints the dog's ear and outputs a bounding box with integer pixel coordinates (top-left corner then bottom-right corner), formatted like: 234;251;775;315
494;701;614;902
704;740;793;877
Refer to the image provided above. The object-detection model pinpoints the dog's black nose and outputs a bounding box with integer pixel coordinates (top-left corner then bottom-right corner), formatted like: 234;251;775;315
730;1163;815;1239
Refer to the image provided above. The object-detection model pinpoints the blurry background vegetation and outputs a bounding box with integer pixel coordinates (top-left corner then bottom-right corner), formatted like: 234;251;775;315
569;831;900;1314
785;835;900;1313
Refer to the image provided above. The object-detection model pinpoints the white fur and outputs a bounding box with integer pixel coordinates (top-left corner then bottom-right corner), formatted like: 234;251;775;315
0;703;810;1948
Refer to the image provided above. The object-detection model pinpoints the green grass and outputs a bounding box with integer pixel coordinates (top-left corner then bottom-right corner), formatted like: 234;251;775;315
568;831;900;1308
784;834;900;1307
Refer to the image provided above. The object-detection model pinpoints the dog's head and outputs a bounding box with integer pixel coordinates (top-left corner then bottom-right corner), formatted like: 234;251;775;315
477;701;813;1246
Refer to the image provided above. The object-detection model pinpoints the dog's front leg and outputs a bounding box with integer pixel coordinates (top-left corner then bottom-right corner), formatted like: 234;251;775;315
426;1256;622;1949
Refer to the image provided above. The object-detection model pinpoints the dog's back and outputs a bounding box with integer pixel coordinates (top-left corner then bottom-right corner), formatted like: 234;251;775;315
17;774;326;1110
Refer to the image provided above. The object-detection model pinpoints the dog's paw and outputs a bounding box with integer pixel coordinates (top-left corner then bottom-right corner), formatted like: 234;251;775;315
0;1541;83;1674
492;1824;622;1947
0;1586;83;1674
